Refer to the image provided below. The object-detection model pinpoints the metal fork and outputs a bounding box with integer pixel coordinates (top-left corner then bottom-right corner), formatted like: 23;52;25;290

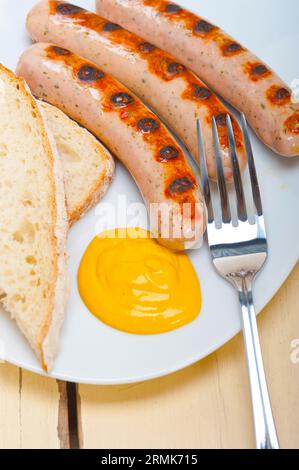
197;114;279;449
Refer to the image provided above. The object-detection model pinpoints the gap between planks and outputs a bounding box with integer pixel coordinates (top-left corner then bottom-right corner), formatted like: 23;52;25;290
0;366;81;448
57;380;81;449
1;263;297;449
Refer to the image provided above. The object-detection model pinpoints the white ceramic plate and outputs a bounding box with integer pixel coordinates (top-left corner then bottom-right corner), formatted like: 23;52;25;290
0;0;298;384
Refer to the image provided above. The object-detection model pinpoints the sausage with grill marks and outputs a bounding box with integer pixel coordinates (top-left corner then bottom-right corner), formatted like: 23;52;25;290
96;0;299;157
17;43;205;251
26;0;247;181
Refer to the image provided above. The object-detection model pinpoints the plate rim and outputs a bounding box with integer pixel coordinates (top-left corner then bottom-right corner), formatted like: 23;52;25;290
4;256;298;385
1;0;299;385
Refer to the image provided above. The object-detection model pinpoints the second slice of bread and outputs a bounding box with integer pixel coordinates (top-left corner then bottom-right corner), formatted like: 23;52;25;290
39;101;115;224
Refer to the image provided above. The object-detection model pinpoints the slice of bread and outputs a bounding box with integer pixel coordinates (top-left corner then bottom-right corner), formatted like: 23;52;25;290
38;101;115;225
0;64;68;371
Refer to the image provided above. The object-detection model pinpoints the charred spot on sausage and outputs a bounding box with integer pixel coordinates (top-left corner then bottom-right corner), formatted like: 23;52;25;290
285;112;299;134
267;85;291;106
252;64;269;76
138;42;156;53
77;65;105;82
223;42;243;55
137;118;160;133
215;113;227;127
275;88;291;102
169;177;194;194
244;62;272;81
103;22;122;32
159;146;179;161
194;20;215;34
165;3;182;13
51;46;70;56
111;92;134;108
194;86;212;100
56;3;85;15
167;62;186;74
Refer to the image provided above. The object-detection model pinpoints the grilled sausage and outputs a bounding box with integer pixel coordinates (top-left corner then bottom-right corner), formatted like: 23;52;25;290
96;0;299;157
16;43;205;251
26;0;246;182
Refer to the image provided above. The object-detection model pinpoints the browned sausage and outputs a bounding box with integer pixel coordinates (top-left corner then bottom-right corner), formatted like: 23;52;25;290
26;0;247;181
96;0;299;157
17;43;206;251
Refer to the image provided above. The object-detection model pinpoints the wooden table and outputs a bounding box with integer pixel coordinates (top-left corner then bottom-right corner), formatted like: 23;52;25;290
0;263;298;449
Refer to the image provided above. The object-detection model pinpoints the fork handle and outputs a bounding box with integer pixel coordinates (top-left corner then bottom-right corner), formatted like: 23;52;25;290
238;281;279;449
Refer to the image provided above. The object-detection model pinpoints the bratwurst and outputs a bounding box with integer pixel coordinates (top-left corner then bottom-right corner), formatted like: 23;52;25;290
96;0;299;157
26;0;246;181
17;43;205;251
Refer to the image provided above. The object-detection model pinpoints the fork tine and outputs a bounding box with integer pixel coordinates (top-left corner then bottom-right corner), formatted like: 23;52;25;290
212;117;231;224
226;115;247;222
197;119;214;223
240;114;263;216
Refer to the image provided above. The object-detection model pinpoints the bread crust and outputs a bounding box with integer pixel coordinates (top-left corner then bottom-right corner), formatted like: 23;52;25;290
38;101;115;225
0;64;69;372
37;101;69;371
1;66;114;371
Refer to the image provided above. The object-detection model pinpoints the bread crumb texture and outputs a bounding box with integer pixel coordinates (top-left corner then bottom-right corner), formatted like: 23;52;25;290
40;101;115;224
0;65;67;369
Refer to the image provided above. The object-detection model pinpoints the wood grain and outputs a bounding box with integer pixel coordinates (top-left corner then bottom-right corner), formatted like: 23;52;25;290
0;365;69;448
0;263;298;448
78;263;299;449
0;363;20;448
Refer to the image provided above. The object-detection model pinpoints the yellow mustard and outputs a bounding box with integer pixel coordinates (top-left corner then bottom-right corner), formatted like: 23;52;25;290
78;228;201;334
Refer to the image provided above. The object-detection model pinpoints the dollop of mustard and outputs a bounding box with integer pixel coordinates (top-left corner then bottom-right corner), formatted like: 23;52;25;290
78;228;201;334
